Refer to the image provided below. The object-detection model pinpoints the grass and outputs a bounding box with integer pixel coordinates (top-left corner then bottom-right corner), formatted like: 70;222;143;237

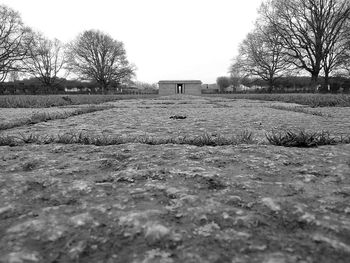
0;94;158;108
0;135;17;146
0;130;256;147
266;130;350;147
3;129;349;148
0;105;113;131
268;105;330;117
1;130;349;148
205;93;350;107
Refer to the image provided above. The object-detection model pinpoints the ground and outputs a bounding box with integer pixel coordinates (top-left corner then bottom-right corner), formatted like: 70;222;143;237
0;95;349;263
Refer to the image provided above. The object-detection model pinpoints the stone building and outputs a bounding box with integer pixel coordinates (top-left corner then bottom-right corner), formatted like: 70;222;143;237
158;80;202;95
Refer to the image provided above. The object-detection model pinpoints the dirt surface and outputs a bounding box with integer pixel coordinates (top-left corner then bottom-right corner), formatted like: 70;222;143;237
0;95;350;262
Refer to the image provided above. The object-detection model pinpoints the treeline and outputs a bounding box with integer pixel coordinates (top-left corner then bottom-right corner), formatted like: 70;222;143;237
215;75;350;94
0;78;158;95
0;5;135;94
238;76;350;93
229;0;350;93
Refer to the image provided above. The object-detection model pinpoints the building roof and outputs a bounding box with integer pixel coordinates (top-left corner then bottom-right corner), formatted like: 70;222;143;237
158;80;202;84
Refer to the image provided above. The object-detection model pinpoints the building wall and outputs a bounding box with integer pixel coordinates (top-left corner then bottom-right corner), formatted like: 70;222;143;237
159;82;202;95
185;83;202;95
159;83;176;95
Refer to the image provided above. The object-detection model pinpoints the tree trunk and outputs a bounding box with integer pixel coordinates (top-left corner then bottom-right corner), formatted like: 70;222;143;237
268;76;274;93
311;72;319;93
324;70;330;93
99;83;106;94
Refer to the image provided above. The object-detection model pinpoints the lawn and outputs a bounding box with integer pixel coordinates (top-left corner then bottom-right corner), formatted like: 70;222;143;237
204;93;350;107
0;94;158;108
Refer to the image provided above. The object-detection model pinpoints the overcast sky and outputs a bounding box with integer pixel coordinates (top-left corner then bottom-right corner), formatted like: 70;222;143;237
2;0;263;84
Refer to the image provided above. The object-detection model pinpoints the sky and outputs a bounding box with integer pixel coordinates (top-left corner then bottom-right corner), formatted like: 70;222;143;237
1;0;263;84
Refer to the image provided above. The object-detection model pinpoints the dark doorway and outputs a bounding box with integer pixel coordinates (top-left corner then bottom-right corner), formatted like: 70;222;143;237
176;84;184;94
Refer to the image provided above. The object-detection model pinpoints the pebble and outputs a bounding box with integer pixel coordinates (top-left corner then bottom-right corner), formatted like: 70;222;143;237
226;195;242;205
0;205;14;216
1;251;40;263
70;180;92;192
263;252;288;263
144;223;171;245
261;197;281;212
70;212;97;227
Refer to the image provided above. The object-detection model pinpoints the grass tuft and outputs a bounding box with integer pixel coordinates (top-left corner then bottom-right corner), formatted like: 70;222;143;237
2;130;348;148
0;105;113;131
0;130;256;147
266;130;350;147
207;94;350;107
0;135;17;146
0;94;158;108
268;105;330;117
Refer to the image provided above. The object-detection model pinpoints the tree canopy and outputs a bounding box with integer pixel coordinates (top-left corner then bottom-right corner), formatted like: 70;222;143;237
0;5;31;82
231;0;350;91
67;30;135;93
23;32;67;87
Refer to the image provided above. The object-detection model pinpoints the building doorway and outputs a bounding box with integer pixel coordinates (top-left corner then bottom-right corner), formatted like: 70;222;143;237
176;84;184;94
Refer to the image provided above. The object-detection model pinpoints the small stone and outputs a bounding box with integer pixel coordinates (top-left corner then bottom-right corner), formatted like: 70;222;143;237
144;223;171;245
69;240;87;259
1;251;40;263
313;234;350;253
195;222;220;237
299;212;316;223
261;197;281;212
199;214;208;225
1;188;9;195
303;174;316;183
7;219;45;234
179;194;198;204
235;209;244;215
165;187;182;198
249;244;267;251
226;195;242;205
263;252;287;263
0;205;14;217
142;248;174;263
70;180;92;192
116;176;135;183
285;247;295;253
175;213;183;218
170;231;183;243
70;212;97;227
222;212;230;219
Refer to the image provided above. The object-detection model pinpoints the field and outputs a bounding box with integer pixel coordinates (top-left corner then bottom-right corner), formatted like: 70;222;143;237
206;93;350;107
0;94;158;108
0;94;350;263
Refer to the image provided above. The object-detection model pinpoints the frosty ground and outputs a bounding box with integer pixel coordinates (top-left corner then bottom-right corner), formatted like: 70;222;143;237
0;95;349;263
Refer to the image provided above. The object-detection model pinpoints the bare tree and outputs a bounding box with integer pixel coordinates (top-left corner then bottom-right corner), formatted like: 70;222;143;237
216;76;231;92
340;39;350;76
323;20;350;84
23;32;67;87
231;24;290;92
67;30;135;93
260;0;350;87
0;5;31;82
